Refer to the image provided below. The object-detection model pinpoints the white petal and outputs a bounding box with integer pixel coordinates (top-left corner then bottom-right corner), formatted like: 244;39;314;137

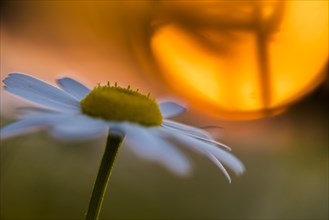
163;120;213;139
16;107;57;118
56;77;90;101
163;120;232;150
3;73;80;110
159;101;186;118
50;117;108;141
162;123;231;151
205;151;231;183
4;87;80;112
206;145;245;175
162;127;245;175
116;123;192;176
0;114;75;139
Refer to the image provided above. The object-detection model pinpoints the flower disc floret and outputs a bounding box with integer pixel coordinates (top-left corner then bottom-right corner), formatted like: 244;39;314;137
80;84;163;126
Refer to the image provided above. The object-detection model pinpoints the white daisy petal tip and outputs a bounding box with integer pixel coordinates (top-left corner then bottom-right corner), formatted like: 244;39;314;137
160;127;245;181
171;164;193;177
3;73;81;112
56;77;90;101
205;151;232;183
158;100;187;118
0;123;43;140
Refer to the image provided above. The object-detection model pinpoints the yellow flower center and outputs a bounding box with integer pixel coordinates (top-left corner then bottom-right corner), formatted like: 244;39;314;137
80;83;162;126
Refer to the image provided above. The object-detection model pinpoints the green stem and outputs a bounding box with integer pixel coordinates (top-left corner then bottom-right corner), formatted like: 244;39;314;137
86;133;123;220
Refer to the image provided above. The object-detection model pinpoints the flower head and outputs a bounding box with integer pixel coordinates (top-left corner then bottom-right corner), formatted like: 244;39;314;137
80;82;162;126
1;73;244;182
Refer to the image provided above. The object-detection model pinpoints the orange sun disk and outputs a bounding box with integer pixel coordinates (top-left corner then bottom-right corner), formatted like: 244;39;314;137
151;1;328;120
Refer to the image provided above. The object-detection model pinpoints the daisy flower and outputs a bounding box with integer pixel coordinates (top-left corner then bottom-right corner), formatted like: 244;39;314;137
1;73;244;219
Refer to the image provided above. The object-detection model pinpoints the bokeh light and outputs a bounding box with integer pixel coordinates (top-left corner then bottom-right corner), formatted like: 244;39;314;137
149;1;328;119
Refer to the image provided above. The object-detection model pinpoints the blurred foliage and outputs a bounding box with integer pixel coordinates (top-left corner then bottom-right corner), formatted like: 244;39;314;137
0;133;327;220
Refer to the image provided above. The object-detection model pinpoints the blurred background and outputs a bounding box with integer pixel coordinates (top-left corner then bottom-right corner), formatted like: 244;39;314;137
0;1;328;219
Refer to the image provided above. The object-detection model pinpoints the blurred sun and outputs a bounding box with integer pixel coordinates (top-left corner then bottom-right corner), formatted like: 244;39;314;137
151;0;328;120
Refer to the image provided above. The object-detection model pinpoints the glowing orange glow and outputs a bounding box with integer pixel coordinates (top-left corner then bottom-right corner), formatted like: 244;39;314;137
152;25;262;112
269;1;328;107
151;1;328;119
